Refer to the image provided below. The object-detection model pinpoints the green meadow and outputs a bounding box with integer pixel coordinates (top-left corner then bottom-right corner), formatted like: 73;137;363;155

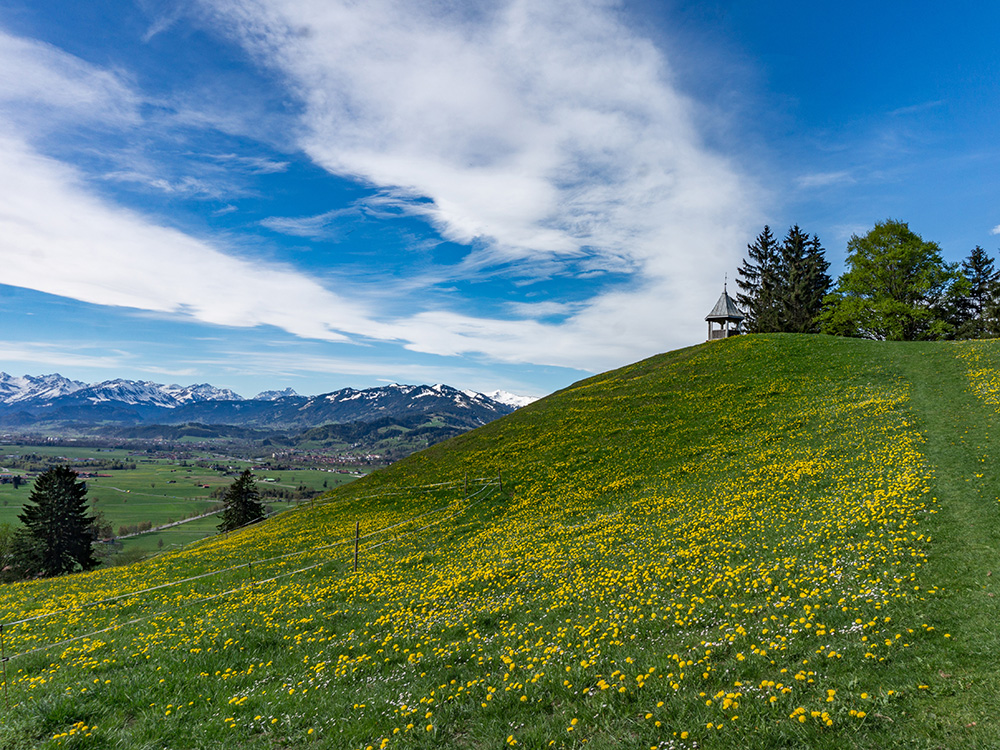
1;334;999;749
0;451;355;554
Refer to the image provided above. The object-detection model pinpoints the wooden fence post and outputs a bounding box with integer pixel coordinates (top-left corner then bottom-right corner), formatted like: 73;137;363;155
1;623;8;709
354;521;360;573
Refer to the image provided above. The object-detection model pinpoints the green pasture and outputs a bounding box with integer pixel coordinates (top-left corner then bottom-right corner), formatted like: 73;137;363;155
0;444;133;460
4;336;1000;749
0;449;355;550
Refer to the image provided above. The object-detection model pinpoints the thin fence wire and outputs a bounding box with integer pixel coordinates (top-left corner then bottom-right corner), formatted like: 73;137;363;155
0;477;502;670
2;478;489;629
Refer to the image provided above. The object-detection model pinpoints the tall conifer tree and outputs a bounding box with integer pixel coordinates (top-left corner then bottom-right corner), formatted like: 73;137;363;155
736;225;830;333
14;466;97;576
780;229;831;333
736;225;782;332
217;469;267;533
958;245;999;338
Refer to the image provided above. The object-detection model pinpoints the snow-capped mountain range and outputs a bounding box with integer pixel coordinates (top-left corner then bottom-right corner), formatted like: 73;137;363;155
0;373;242;408
0;373;538;430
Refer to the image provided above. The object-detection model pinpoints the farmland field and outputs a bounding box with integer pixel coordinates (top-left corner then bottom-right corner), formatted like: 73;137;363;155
0;446;357;555
1;334;999;749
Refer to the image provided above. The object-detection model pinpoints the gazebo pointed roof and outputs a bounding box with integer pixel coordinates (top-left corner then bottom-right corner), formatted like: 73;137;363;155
705;287;744;321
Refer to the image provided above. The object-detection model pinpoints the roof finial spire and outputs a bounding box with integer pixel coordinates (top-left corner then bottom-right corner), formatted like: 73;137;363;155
724;273;727;293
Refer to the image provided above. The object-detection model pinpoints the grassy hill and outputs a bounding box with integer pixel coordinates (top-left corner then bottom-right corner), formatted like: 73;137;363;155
2;334;1000;749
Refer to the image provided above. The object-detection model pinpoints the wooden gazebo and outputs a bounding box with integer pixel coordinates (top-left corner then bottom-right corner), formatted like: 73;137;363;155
705;285;744;340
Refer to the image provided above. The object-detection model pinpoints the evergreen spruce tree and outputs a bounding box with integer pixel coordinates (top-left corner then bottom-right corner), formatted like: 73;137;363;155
736;225;830;333
217;469;266;533
780;229;831;333
735;225;782;332
958;245;999;338
14;466;97;576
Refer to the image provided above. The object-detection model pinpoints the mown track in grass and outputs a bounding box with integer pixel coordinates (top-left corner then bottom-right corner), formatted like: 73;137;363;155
890;341;1000;748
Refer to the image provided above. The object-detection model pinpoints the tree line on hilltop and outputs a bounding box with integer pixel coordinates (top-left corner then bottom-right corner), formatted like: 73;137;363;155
736;219;1000;340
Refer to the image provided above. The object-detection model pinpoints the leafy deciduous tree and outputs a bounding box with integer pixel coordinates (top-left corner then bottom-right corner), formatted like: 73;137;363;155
819;219;960;340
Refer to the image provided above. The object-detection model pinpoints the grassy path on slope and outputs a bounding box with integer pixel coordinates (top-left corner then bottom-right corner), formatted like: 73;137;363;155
894;343;1000;748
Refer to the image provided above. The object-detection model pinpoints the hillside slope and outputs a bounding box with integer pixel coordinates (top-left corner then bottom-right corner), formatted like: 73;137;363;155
2;335;1000;749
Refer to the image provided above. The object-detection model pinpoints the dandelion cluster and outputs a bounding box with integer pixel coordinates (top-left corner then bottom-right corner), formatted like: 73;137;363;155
958;341;1000;413
0;336;943;748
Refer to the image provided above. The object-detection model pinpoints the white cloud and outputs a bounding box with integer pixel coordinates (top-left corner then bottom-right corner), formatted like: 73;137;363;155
1;7;757;375
0;30;389;347
0;132;378;342
991;224;1000;236
0;30;138;127
796;171;854;189
200;0;757;363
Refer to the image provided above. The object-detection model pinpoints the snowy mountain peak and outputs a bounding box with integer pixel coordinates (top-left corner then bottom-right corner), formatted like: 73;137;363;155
0;372;87;404
484;390;539;409
0;374;538;414
79;379;180;407
164;383;244;403
253;387;300;401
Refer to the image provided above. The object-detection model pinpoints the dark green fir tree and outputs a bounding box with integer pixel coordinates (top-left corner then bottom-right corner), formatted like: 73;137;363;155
780;229;831;334
217;469;267;533
735;225;782;332
14;466;97;577
958;245;999;338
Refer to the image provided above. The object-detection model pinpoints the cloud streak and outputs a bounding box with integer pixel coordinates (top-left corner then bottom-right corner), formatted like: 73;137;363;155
0;30;139;127
0;132;382;341
1;5;756;375
200;0;756;364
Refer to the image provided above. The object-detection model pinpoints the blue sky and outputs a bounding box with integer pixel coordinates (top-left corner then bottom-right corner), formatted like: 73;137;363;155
0;1;998;399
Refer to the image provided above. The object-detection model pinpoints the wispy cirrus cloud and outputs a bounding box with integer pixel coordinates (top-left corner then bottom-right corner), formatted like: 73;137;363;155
0;131;377;341
260;208;352;238
795;170;855;189
889;99;946;117
103;168;233;198
1;4;757;375
0;340;140;373
198;0;756;365
0;29;138;128
205;152;290;174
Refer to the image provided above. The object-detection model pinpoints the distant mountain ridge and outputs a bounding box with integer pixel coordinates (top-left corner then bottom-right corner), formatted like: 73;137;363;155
0;373;534;431
0;372;87;404
0;373;240;407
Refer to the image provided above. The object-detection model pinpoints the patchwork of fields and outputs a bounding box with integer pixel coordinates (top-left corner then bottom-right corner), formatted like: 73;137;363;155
1;335;999;749
0;451;353;554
